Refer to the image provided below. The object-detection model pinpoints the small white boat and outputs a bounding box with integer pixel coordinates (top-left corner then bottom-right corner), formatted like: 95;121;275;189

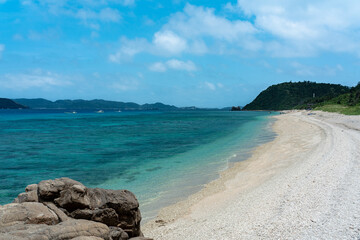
96;110;104;113
65;111;77;114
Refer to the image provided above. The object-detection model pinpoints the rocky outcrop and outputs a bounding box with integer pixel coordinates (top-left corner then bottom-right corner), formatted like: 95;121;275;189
0;219;110;240
0;202;59;226
0;177;152;240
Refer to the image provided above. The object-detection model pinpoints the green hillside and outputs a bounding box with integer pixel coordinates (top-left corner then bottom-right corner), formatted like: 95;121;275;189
314;82;360;115
243;81;349;110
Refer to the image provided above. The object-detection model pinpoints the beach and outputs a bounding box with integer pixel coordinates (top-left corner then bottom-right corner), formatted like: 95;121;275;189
143;111;360;239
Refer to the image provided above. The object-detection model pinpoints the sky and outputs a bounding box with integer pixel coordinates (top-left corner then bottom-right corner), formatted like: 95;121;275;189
0;0;360;108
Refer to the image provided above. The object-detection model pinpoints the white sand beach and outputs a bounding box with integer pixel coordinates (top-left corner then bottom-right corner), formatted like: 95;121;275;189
143;111;360;239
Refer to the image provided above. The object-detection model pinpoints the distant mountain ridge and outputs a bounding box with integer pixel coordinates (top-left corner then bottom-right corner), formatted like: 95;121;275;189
13;98;179;110
0;98;28;109
243;81;350;110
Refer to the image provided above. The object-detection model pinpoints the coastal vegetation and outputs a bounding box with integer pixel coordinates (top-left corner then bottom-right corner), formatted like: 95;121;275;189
313;82;360;115
243;81;360;115
243;81;349;111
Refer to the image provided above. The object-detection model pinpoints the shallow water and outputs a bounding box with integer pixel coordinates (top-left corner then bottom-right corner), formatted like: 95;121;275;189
0;110;276;220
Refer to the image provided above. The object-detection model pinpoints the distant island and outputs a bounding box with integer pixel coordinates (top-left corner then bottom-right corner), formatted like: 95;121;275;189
0;98;28;109
10;98;181;111
7;98;226;111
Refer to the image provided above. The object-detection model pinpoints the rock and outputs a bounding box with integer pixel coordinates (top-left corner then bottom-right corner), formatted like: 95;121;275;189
71;208;120;226
55;184;91;211
92;208;119;226
86;188;141;237
128;238;153;240
0;219;110;240
55;186;141;237
25;184;38;192
0;202;59;227
42;202;70;222
38;177;84;201
72;237;105;240
109;226;129;240
38;179;66;201
3;178;146;239
70;209;94;220
13;190;38;203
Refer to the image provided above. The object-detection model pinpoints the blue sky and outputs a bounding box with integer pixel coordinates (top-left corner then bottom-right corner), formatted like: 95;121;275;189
0;0;360;107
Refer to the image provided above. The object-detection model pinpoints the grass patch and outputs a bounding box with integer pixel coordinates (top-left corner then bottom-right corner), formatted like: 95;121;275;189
315;104;360;115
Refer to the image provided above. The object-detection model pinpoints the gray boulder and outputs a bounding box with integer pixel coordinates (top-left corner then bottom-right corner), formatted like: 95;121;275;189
14;189;38;203
54;185;141;237
3;177;144;239
38;178;84;201
109;226;129;240
0;219;110;240
128;238;153;240
0;202;59;227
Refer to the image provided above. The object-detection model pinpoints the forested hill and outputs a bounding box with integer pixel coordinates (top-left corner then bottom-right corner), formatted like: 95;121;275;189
0;98;28;109
13;98;179;111
243;81;350;110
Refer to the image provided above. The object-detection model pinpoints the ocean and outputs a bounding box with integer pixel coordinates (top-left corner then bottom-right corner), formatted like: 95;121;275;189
0;110;276;221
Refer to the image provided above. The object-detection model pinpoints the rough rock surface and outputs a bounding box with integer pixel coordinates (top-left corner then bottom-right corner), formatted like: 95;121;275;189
1;177;152;240
0;219;110;240
0;202;59;226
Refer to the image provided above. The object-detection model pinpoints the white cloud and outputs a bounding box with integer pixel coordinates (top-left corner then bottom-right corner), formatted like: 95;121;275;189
164;4;257;41
290;62;344;76
118;0;134;6
91;31;99;38
110;79;139;91
166;59;197;71
190;40;208;55
235;0;360;56
149;59;197;72
0;69;72;90
143;16;155;26
108;1;360;59
13;34;23;40
21;1;126;30
204;82;216;90
76;0;135;7
109;37;149;63
109;4;259;59
149;62;167;72
98;7;121;22
22;0;134;8
28;29;60;41
0;44;4;58
203;82;224;91
153;31;188;55
223;2;238;13
151;4;260;55
76;8;121;23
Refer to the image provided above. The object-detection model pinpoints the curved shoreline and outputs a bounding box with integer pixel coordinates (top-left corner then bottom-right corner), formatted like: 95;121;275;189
143;111;360;239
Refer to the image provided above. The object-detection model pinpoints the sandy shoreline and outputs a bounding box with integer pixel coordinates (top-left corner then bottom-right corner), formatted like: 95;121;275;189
143;111;360;239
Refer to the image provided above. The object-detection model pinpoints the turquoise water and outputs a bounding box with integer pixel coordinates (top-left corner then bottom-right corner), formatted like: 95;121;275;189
0;110;276;220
